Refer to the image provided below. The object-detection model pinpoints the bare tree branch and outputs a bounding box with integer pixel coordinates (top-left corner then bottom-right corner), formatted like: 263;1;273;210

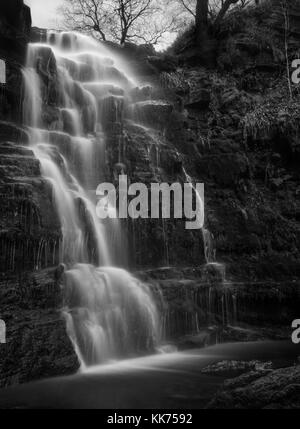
178;0;196;17
59;0;179;46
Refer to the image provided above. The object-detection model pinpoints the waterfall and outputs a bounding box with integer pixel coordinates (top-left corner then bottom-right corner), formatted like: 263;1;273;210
181;163;236;330
182;165;214;264
22;31;159;368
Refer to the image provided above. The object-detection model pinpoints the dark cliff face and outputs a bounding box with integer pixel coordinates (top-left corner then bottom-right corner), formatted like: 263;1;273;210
0;0;32;46
0;0;31;123
123;1;300;345
0;1;80;387
161;1;300;283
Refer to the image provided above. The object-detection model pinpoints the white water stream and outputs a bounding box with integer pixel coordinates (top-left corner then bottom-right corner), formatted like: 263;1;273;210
22;31;159;368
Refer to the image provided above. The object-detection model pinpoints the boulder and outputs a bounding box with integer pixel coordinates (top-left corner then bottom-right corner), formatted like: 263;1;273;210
209;365;300;409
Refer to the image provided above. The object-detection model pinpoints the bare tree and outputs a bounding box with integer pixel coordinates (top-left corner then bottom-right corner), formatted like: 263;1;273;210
115;0;153;44
175;0;252;45
195;0;209;44
176;0;251;26
178;0;196;17
60;0;181;46
60;0;111;41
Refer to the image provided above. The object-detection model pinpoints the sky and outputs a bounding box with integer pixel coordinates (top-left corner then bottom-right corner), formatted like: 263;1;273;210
25;0;63;29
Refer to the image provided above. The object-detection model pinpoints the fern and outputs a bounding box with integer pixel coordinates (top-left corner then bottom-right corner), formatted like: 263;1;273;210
242;98;300;140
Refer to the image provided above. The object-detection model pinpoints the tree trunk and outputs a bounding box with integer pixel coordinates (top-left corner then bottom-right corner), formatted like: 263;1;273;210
195;0;209;45
93;25;106;41
214;0;239;29
120;27;128;44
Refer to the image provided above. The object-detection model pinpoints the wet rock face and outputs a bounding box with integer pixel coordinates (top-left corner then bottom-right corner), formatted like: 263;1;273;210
166;21;300;282
123;1;300;345
208;364;300;409
30;27;48;44
185;88;211;110
0;122;30;143
121;40;299;281
0;3;80;387
131;100;174;129
197;153;250;187
142;267;300;343
0;0;31;123
0;1;31;51
0;269;79;388
141;267;237;340
0;134;80;384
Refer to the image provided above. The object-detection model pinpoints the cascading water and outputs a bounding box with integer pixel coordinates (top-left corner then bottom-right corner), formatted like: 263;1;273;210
181;165;237;328
22;31;159;368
